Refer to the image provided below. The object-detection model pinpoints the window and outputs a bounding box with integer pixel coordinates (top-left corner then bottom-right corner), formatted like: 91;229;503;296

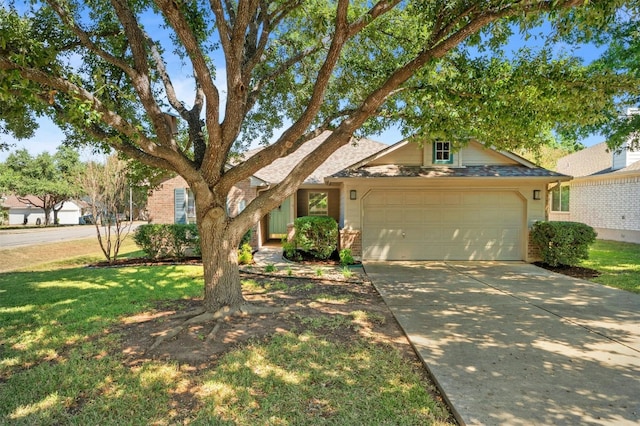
551;186;570;212
433;141;453;164
308;192;328;216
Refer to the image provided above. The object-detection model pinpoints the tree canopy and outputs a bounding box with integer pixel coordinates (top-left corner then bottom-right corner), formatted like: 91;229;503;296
0;0;637;313
0;145;82;225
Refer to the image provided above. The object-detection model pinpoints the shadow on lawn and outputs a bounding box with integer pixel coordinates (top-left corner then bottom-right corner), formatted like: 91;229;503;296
0;265;456;425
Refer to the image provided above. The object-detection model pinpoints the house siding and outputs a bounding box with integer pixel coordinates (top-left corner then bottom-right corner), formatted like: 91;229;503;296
561;176;640;244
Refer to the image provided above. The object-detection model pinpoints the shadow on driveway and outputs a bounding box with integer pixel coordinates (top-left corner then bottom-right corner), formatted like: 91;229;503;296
364;261;640;426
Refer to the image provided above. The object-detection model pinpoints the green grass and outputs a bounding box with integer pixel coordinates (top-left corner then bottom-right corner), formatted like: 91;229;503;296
0;256;453;425
581;240;640;293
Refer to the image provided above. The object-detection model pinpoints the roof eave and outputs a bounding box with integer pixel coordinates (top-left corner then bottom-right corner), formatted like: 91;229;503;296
325;175;572;183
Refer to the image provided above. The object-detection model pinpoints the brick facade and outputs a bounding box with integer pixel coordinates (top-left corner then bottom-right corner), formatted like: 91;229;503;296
146;175;188;224
146;175;262;247
554;175;640;244
339;229;362;259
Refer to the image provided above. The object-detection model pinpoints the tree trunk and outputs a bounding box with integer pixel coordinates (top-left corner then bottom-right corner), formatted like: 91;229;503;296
43;207;52;226
198;211;245;313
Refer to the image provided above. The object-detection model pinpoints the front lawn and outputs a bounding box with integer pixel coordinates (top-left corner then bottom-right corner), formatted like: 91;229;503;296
580;239;640;293
0;255;454;424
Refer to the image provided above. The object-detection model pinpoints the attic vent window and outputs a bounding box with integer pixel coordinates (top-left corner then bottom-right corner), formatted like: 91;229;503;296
433;141;453;164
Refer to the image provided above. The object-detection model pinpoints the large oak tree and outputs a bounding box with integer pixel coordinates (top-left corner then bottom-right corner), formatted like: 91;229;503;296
0;1;635;316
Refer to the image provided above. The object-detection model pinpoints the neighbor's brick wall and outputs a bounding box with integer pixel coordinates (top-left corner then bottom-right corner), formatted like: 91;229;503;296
147;175;187;224
569;177;640;233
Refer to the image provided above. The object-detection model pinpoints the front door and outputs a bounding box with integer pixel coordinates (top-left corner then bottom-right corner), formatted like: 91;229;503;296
268;196;292;239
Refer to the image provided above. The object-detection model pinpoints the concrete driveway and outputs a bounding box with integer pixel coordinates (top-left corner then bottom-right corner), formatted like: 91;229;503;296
364;261;640;426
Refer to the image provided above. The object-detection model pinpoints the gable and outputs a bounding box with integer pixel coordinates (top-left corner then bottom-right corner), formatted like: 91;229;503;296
556;142;611;177
366;140;520;167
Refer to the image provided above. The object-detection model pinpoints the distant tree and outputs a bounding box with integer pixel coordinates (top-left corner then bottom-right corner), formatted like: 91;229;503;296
78;155;130;263
516;139;584;171
1;146;82;225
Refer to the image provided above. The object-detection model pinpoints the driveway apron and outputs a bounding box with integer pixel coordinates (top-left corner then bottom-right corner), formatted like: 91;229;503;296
364;261;640;426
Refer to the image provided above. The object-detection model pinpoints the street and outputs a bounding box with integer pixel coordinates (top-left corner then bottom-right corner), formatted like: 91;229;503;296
0;223;139;249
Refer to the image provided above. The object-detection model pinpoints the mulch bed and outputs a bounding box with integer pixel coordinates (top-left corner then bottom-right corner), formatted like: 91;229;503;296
534;262;601;279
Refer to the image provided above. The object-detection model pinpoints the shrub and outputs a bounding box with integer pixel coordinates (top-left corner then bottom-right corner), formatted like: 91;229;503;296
339;248;355;265
240;229;253;247
282;238;300;261
293;216;338;260
530;221;597;267
238;243;253;265
134;224;200;259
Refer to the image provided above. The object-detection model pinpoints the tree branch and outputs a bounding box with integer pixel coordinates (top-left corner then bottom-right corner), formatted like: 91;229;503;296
155;0;222;160
223;0;352;187
44;0;134;74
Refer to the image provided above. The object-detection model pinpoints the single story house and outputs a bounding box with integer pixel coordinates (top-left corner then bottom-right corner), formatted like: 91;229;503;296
0;195;82;225
551;141;640;244
147;132;569;261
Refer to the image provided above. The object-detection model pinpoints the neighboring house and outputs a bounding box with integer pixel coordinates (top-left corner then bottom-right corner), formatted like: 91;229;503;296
551;141;640;244
0;195;82;225
147;132;568;261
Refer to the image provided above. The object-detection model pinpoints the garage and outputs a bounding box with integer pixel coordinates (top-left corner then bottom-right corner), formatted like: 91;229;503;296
362;189;525;261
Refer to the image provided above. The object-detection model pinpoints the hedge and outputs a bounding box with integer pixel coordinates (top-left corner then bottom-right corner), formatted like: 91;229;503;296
293;216;338;260
133;224;201;259
530;221;597;267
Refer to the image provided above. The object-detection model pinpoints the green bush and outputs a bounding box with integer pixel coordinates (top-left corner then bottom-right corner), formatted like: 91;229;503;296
531;221;597;267
134;224;200;259
339;248;355;265
281;238;300;261
293;216;338;260
238;243;253;265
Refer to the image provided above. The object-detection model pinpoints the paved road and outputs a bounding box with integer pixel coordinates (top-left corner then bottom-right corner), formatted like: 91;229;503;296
365;261;640;426
0;223;139;249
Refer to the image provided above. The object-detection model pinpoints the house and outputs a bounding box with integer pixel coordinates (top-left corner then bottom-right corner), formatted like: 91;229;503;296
147;132;387;248
551;141;640;244
147;132;568;261
0;195;82;225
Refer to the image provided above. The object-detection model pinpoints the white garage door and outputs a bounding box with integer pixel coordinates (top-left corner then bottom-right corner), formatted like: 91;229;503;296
363;190;524;261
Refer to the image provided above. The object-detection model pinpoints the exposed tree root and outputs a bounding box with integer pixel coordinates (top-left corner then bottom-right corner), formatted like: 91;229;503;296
205;321;223;342
148;302;304;351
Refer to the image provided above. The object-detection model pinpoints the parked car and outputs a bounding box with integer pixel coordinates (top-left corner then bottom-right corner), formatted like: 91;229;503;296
79;214;95;225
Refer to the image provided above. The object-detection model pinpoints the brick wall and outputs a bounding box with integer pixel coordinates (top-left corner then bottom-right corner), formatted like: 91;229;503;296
340;229;362;259
527;230;541;262
147;175;187;224
570;176;640;233
147;176;261;248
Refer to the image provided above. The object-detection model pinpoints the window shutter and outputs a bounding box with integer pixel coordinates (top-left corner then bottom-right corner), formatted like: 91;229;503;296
174;188;187;224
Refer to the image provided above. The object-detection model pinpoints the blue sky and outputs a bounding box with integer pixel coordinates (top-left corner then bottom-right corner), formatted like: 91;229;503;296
0;13;610;162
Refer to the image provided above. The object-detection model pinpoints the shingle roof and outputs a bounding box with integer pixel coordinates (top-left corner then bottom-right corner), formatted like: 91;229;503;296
555;142;612;177
331;164;567;179
245;131;387;184
1;195;42;208
610;159;640;174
